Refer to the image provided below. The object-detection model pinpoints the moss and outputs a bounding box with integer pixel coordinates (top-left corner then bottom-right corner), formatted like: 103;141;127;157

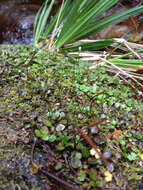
0;45;143;189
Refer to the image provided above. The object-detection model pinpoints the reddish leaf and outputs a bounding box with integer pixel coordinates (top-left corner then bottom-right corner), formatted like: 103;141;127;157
112;130;121;136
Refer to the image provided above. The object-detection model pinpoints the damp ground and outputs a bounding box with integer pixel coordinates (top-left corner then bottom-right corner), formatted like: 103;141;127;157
0;45;143;190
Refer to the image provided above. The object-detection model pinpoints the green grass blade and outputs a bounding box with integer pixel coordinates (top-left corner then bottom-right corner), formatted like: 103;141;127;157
34;1;49;44
111;49;143;60
72;5;143;42
78;0;89;10
62;39;114;51
58;0;85;37
109;58;143;69
110;59;143;65
43;0;71;37
34;0;55;45
56;0;119;48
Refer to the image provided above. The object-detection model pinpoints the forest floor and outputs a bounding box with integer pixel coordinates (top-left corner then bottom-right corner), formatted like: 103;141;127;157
0;45;143;190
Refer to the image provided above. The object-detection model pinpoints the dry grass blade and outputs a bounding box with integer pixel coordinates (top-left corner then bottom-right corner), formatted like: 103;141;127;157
100;57;143;88
69;51;105;61
105;66;142;90
124;42;143;62
114;38;143;50
113;38;143;61
64;39;103;47
106;66;143;80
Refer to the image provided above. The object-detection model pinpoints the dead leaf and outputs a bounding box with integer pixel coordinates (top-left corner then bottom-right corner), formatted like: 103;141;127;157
29;163;39;174
112;130;121;136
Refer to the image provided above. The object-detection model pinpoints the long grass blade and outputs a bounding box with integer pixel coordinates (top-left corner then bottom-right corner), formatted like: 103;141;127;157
62;39;114;51
72;5;143;42
43;0;71;37
34;0;55;45
56;0;119;48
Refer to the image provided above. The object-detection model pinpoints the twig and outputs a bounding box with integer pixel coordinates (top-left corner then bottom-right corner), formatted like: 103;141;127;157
73;124;109;167
40;169;82;190
25;51;37;65
86;118;111;129
90;90;106;105
31;139;82;189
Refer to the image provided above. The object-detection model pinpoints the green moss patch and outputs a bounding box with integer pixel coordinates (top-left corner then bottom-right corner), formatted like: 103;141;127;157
0;45;143;189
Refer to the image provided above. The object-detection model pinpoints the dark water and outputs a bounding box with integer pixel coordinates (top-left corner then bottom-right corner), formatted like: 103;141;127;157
0;0;143;45
0;0;43;44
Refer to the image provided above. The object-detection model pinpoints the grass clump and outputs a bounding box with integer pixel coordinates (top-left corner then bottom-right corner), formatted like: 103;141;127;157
34;0;143;51
33;0;143;83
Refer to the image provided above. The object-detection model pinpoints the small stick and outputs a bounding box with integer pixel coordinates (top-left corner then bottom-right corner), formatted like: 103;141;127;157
73;125;109;167
90;90;106;105
26;51;37;65
40;169;83;190
86;118;111;129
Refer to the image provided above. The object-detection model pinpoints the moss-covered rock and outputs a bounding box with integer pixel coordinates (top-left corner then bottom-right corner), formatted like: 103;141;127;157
0;45;143;190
